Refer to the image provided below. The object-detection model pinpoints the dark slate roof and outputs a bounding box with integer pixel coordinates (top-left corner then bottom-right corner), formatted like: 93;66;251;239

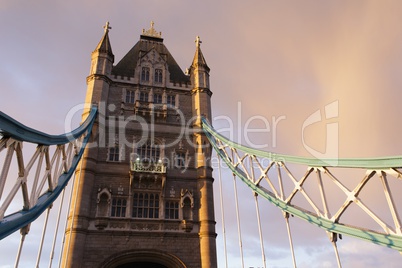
112;35;190;83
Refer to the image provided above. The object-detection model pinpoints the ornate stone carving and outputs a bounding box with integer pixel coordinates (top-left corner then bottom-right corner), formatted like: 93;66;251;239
180;220;193;232
131;222;160;231
164;222;179;231
95;217;109;230
142;21;162;38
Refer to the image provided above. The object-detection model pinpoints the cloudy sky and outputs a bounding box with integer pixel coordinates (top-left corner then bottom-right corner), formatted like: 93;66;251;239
2;0;402;267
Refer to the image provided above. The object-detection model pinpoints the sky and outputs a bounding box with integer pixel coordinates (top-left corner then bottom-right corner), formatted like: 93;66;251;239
2;0;402;267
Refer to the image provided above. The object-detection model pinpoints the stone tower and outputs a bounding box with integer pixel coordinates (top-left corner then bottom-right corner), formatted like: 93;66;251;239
61;22;217;268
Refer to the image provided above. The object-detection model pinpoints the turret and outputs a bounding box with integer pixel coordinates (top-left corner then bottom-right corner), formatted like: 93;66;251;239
190;37;217;268
190;36;213;167
190;36;212;124
62;22;115;267
83;22;114;118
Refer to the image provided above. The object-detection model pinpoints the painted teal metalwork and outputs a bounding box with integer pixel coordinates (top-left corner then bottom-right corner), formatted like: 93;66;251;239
0;107;97;240
202;118;402;169
202;117;402;251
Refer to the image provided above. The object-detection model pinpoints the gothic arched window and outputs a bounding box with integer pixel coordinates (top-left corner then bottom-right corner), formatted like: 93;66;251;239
108;145;120;161
141;67;150;82
153;93;162;104
166;95;176;107
125;90;135;103
139;91;149;102
137;142;160;162
154;69;163;83
175;151;186;168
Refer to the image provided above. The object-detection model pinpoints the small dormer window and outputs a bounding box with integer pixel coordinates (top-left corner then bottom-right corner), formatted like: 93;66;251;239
154;69;163;83
141;67;150;81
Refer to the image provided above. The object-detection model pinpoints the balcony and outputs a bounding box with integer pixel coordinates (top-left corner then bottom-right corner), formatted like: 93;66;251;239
130;160;166;190
130;160;166;174
134;100;167;119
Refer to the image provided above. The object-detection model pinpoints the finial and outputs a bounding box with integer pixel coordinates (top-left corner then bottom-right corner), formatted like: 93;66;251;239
103;21;112;33
142;21;162;38
195;36;202;47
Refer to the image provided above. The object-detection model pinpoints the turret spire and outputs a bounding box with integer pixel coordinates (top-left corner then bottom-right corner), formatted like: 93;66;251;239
88;22;114;77
191;36;209;72
93;22;114;59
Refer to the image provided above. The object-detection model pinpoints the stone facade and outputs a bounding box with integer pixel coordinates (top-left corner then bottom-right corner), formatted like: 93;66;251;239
61;22;217;268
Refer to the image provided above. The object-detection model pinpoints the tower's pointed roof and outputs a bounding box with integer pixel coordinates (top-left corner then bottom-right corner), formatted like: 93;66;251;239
112;22;189;83
191;36;209;72
93;22;114;59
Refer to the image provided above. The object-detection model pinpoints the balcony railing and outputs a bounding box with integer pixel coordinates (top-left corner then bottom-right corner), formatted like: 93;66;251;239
130;161;166;174
134;101;167;117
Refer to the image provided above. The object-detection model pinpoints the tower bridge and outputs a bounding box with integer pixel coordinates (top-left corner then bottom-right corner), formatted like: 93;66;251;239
1;22;402;268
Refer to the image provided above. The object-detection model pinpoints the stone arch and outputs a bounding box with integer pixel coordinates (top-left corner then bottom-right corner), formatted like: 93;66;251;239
182;197;192;221
180;189;194;221
99;249;187;268
96;188;111;217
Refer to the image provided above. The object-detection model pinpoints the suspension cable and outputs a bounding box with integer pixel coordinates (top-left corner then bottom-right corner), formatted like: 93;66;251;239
328;232;342;268
249;157;266;268
48;187;67;268
284;213;297;268
62;156;84;267
36;206;52;267
217;156;228;268
232;150;244;268
15;235;25;267
333;240;342;268
50;144;73;267
277;163;297;268
15;226;29;267
254;193;266;268
58;162;78;267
